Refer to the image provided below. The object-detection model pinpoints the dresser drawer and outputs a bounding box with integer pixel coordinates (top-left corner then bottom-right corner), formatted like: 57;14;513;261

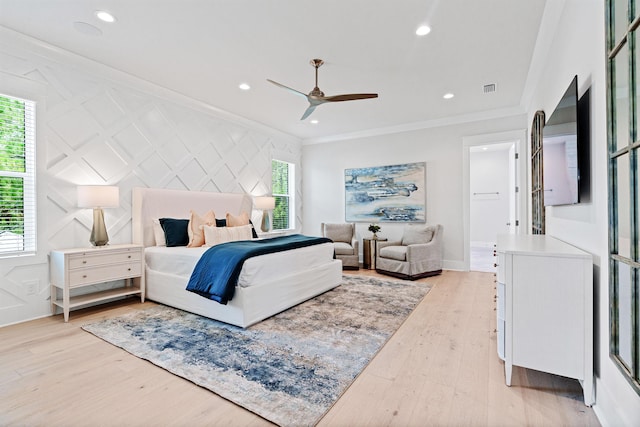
68;249;142;269
69;262;142;287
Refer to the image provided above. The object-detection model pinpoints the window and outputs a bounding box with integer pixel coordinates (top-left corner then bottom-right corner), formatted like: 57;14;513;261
606;0;640;394
0;93;36;255
271;159;294;230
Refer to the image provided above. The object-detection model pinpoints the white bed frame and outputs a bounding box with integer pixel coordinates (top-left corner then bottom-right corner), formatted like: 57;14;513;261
132;187;342;327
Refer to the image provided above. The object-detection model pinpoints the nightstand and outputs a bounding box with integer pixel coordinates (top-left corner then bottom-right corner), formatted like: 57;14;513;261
363;238;387;269
50;244;145;322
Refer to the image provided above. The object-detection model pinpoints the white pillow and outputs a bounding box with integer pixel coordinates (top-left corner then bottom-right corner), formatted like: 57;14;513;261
152;218;166;247
202;224;253;247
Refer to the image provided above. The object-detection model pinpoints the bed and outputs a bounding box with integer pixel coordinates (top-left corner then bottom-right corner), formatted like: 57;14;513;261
132;187;342;327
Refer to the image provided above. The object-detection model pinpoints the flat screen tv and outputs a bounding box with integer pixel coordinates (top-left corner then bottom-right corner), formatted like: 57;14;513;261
543;75;579;206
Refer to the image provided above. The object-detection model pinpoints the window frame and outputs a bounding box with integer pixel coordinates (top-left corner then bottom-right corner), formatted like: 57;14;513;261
271;158;295;231
0;93;36;256
606;0;640;394
0;71;46;264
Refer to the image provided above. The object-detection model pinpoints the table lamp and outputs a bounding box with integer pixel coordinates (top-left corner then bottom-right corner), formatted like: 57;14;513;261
254;196;275;232
77;185;119;246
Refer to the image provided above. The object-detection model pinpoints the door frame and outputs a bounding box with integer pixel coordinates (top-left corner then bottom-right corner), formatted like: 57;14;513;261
462;129;528;271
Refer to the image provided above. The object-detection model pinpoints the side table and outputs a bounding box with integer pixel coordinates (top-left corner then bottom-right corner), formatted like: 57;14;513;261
363;238;387;269
50;244;145;322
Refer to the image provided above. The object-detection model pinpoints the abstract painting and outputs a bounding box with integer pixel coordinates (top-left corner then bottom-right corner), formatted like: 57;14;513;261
345;162;426;222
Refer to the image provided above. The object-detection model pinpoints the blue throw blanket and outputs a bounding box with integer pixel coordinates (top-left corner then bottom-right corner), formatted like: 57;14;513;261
186;234;332;304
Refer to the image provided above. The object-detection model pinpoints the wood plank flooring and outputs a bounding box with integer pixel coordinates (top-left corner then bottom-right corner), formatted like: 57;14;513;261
0;269;600;426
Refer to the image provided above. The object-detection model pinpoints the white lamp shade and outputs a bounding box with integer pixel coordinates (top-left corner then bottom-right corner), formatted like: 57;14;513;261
254;196;275;210
77;185;120;208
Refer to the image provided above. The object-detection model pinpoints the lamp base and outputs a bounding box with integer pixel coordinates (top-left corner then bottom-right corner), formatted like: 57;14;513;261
260;210;271;232
90;208;109;246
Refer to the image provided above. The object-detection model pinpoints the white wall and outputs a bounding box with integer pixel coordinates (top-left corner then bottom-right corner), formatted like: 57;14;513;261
302;115;525;271
0;27;302;327
525;1;640;425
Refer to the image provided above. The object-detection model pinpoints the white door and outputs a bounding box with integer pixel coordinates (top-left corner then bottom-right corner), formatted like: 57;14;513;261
469;141;520;271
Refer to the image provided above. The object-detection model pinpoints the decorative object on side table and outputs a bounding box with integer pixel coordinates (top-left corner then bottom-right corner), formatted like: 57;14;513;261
368;223;381;239
254;196;275;232
77;185;119;246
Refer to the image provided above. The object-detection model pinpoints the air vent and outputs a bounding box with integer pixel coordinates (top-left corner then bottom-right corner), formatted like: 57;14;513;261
483;83;497;94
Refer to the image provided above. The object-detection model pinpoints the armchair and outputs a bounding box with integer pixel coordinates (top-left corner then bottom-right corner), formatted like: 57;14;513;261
321;223;359;270
376;224;443;280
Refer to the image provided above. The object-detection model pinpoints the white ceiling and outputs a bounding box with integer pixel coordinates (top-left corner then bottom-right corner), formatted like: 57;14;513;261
0;0;547;142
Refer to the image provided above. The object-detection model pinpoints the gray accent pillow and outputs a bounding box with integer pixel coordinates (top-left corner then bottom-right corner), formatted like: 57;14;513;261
401;225;435;246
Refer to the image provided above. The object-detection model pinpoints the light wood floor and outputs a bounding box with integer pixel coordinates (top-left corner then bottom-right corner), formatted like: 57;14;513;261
0;270;600;426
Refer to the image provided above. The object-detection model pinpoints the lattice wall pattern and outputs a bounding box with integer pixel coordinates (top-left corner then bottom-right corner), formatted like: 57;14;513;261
0;33;302;326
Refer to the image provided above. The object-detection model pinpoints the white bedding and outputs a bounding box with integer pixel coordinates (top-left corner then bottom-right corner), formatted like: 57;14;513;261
132;187;342;327
144;241;335;288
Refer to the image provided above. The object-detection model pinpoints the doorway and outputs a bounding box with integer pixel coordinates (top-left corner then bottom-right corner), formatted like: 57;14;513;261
463;130;526;272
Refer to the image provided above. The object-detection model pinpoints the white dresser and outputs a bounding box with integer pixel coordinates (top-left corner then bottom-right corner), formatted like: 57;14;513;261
496;234;593;406
50;244;145;322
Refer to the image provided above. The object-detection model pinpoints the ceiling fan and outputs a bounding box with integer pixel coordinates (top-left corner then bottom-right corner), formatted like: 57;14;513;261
267;59;378;120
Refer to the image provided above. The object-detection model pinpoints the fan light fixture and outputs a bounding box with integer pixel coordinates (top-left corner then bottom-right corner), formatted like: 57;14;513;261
267;58;378;120
239;83;251;91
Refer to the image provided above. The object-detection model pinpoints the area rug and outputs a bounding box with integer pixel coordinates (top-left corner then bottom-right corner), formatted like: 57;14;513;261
82;275;431;427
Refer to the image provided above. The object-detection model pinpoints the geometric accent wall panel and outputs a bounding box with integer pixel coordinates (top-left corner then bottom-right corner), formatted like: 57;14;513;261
0;32;302;326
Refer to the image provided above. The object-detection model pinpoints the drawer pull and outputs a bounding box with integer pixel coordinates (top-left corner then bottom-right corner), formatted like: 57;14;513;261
128;268;131;271
83;274;87;278
128;255;131;259
83;260;87;264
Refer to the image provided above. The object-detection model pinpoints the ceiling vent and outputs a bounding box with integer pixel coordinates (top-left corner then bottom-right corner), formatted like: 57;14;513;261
483;83;497;94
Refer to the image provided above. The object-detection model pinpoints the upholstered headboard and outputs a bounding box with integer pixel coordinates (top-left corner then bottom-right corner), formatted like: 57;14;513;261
132;187;253;247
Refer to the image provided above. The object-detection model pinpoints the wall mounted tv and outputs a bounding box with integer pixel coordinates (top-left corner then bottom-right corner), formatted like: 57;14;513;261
543;75;580;206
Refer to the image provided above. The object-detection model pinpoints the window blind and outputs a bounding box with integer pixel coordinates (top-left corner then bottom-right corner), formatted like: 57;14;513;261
0;94;36;255
272;159;294;230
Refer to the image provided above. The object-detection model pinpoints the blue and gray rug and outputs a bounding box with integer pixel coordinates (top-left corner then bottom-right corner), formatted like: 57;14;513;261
83;275;432;427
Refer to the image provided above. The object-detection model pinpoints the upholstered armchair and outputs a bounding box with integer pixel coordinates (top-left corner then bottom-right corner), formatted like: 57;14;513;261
376;224;443;280
321;223;359;270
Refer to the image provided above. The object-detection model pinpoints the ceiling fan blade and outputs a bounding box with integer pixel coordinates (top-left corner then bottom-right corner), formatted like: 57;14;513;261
300;105;317;120
267;79;308;99
324;93;378;102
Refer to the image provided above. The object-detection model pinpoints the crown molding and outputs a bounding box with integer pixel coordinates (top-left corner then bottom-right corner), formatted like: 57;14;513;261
302;106;526;145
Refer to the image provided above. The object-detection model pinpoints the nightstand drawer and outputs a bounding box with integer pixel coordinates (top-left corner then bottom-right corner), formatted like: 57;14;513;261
68;249;142;269
69;262;142;287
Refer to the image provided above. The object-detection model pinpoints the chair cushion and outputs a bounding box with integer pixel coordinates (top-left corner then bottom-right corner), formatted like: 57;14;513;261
324;224;353;244
333;241;355;255
401;225;435;246
379;245;407;261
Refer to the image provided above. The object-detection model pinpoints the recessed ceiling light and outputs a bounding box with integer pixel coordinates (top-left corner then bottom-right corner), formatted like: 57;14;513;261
239;83;251;91
310;119;319;124
443;93;454;99
482;147;488;151
95;10;116;23
416;25;431;36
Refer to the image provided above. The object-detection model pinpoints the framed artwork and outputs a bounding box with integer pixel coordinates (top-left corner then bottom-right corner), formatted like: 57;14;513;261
345;162;426;222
